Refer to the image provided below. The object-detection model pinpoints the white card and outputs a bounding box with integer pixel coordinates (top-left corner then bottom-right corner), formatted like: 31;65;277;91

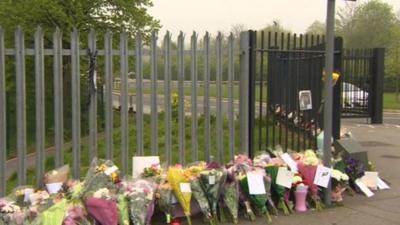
276;167;294;188
377;177;390;190
132;156;160;178
313;165;332;188
104;165;119;176
24;188;34;202
280;153;298;172
180;183;192;193
361;171;378;190
247;173;266;195
209;175;215;185
355;179;374;197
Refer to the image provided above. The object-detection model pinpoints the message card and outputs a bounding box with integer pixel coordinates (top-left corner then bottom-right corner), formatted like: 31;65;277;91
377;177;390;190
180;183;192;193
313;165;332;188
361;171;378;190
355;179;374;197
276;167;295;188
280;153;298;172
247;172;266;195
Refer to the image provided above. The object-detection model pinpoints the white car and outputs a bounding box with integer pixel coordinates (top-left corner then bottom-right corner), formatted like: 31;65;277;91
342;82;369;107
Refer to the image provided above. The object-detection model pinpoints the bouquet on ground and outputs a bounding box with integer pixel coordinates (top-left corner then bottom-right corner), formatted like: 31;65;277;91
167;165;193;225
80;159;121;198
342;157;365;192
239;168;274;223
84;188;118;225
44;165;70;194
0;198;26;225
141;164;163;183
265;157;292;216
331;169;349;204
221;165;239;224
228;155;256;221
199;163;226;219
120;179;157;225
155;180;175;224
297;150;323;211
62;202;91;225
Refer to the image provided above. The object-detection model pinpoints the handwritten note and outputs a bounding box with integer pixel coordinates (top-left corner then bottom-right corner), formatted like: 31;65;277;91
355;179;374;197
313;165;332;188
247;172;266;195
276;167;295;188
280;153;298;172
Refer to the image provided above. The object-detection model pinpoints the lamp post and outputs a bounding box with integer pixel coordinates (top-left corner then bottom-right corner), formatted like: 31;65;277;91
323;0;336;207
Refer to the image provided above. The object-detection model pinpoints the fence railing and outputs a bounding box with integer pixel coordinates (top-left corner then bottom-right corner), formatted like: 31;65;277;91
0;27;245;196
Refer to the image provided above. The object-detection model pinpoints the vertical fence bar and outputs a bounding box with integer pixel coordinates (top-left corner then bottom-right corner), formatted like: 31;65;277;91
191;32;198;161
104;30;113;159
54;27;64;167
0;27;6;196
120;32;129;174
371;48;385;124
265;31;270;149
216;32;223;162
71;29;81;179
136;34;144;156
15;27;27;185
88;29;97;162
178;32;185;165
228;33;235;160
203;33;211;162
258;31;264;151
35;27;45;187
164;32;172;165
248;31;257;158
150;31;158;155
239;31;250;157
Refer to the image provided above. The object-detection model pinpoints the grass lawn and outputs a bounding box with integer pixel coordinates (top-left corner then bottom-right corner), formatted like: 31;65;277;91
384;92;400;110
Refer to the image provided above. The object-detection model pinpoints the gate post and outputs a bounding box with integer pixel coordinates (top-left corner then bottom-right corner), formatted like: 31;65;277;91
371;48;385;124
239;30;256;159
332;37;343;139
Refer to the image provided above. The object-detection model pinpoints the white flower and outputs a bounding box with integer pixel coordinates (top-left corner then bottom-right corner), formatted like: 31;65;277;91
93;188;110;199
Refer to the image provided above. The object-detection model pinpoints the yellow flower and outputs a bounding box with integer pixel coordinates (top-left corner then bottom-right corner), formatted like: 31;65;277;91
111;172;119;182
96;164;107;173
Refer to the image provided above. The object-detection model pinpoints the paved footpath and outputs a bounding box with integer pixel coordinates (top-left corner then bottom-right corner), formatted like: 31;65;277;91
184;113;400;225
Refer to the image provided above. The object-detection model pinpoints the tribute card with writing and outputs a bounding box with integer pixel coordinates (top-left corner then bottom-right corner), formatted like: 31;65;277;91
313;165;332;188
276;167;295;188
280;153;298;172
247;172;266;195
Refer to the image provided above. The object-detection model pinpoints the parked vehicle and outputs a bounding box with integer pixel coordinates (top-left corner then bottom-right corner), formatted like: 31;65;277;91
342;82;369;107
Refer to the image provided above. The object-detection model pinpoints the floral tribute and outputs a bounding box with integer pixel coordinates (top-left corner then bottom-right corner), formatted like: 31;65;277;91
0;148;387;225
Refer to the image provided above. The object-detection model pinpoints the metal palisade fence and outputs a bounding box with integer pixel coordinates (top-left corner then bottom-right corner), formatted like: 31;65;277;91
0;27;248;196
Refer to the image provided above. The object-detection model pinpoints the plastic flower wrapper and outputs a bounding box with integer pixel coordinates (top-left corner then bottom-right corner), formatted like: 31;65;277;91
265;165;291;215
199;163;227;220
0;198;26;225
80;158;121;198
44;165;70;194
227;156;256;221
83;188;118;225
297;150;323;211
253;152;271;168
239;168;273;223
155;181;175;224
167;165;192;225
116;194;129;225
221;180;239;224
189;174;215;225
31;198;68;225
141;163;163;183
120;179;157;225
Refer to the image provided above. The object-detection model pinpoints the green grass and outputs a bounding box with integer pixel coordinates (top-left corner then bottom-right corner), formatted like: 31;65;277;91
384;92;400;110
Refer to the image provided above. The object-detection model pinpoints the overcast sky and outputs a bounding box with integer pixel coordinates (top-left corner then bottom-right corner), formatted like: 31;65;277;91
148;0;400;36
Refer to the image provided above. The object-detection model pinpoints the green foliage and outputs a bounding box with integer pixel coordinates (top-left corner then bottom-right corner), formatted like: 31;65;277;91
306;20;325;35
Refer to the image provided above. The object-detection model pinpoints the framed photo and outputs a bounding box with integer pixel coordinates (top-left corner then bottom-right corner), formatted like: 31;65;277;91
299;90;312;111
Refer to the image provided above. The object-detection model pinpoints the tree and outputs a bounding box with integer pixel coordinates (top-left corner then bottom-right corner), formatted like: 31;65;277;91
336;0;397;48
0;1;160;153
306;20;325;35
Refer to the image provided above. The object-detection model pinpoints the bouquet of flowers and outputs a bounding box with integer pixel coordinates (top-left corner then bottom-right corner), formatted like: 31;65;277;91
62;203;91;225
221;180;239;224
343;157;365;191
199;163;227;220
84;188;118;225
156;181;175;223
0;198;25;225
44;165;70;194
265;160;292;215
167;165;192;225
331;169;349;204
34;198;68;225
80;159;121;198
297;150;323;211
228;155;256;221
120;179;157;225
239;168;273;223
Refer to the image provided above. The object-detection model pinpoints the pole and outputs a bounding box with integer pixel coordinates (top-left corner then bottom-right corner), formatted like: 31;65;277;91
324;0;335;207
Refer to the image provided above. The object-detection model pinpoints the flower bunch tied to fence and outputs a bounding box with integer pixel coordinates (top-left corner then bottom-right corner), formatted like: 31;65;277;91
0;146;390;225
